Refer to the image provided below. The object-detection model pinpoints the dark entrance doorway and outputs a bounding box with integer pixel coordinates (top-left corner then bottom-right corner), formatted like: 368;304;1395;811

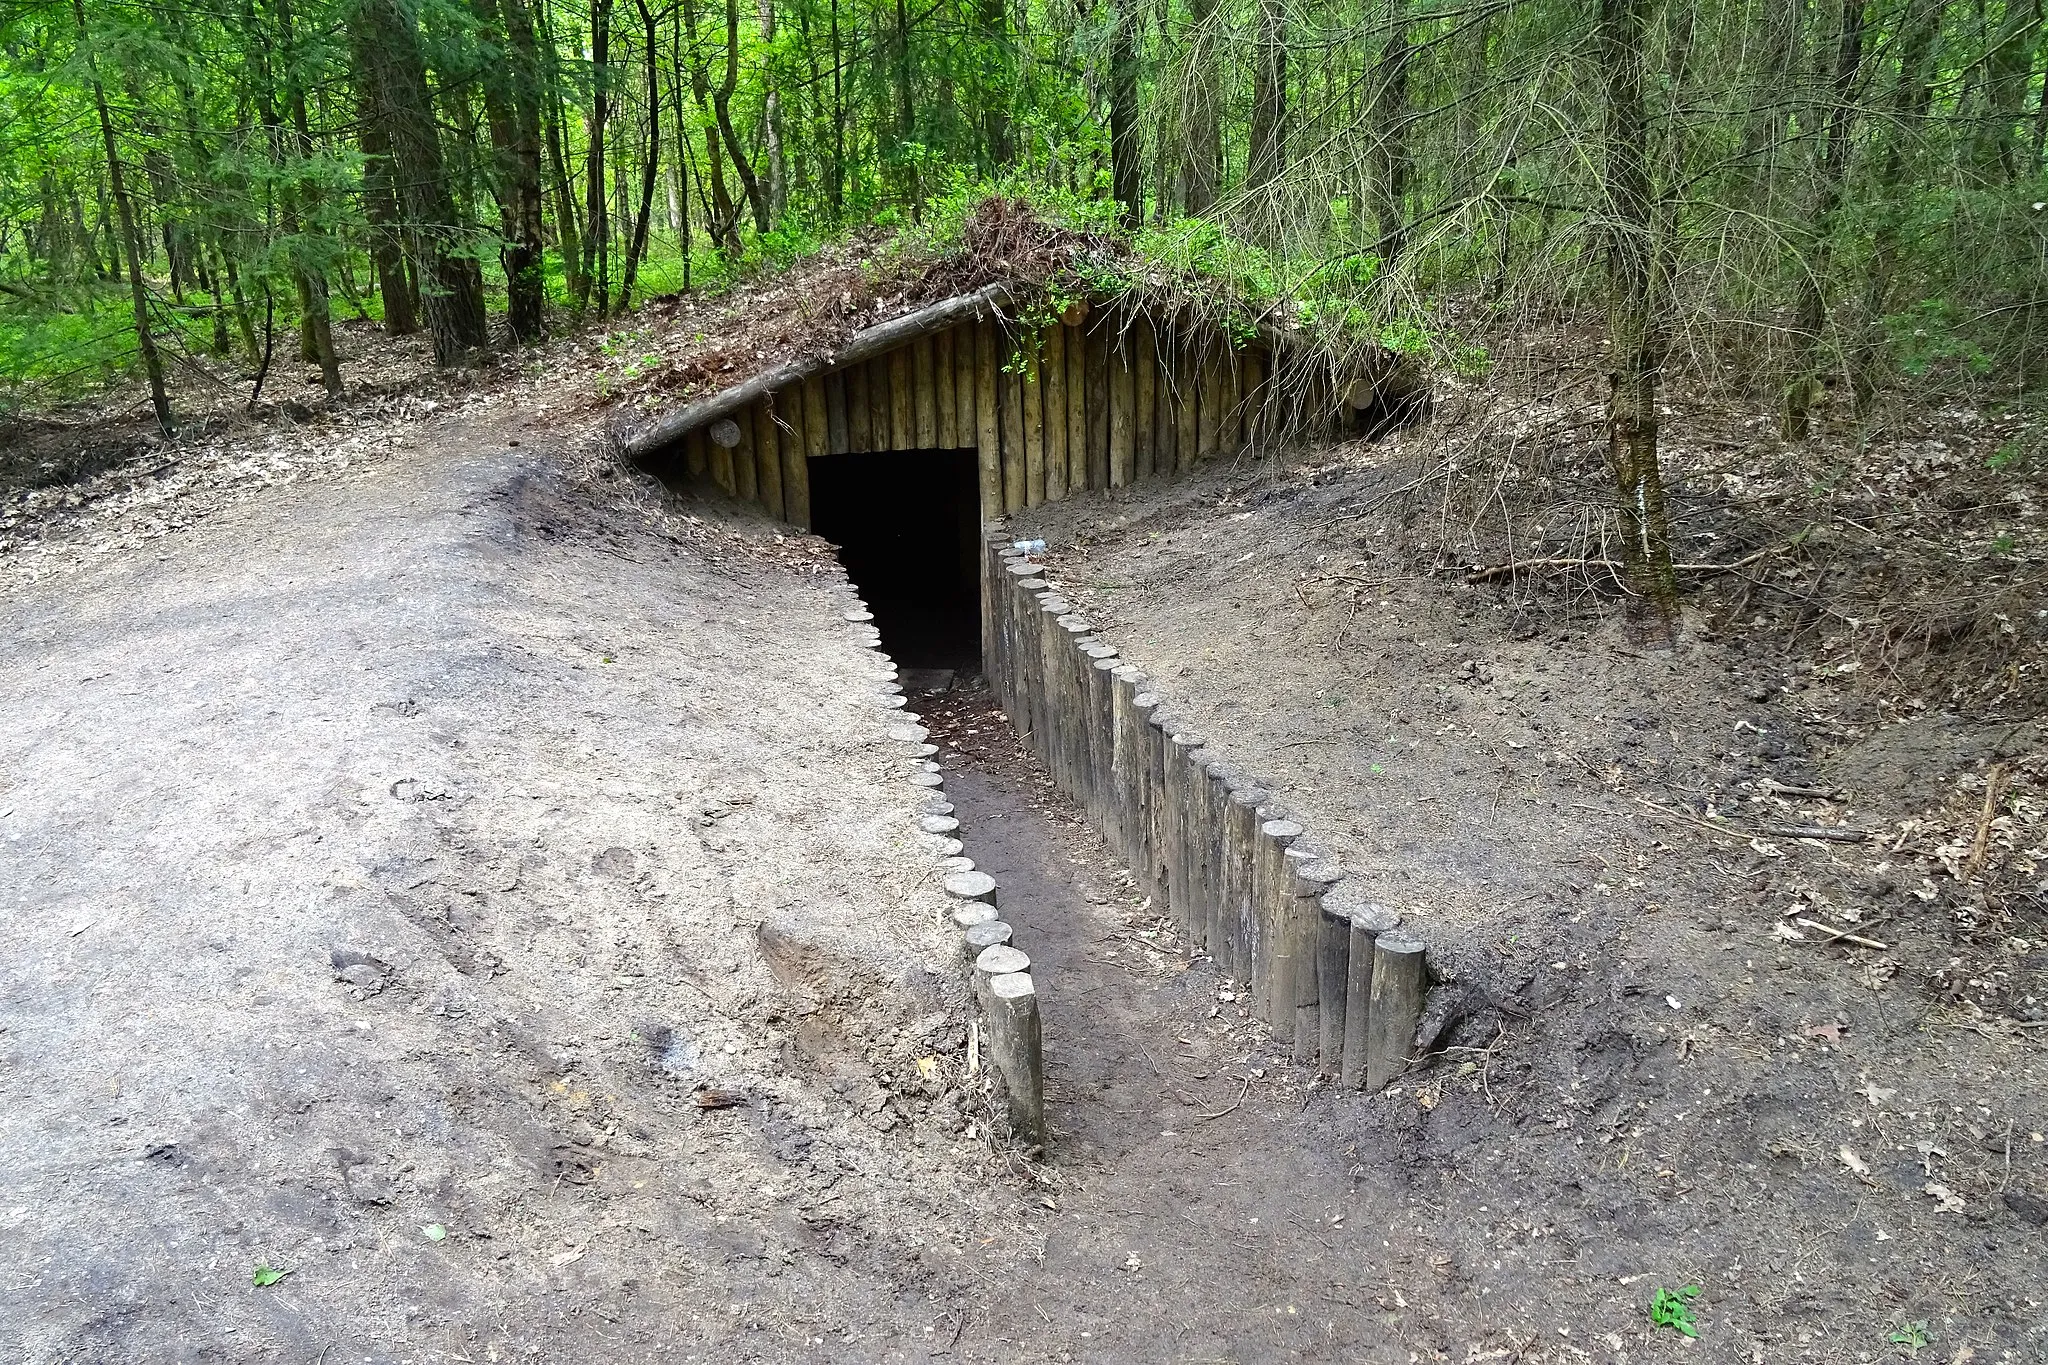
807;448;982;680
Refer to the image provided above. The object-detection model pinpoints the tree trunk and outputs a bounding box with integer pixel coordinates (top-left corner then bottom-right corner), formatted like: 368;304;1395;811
758;0;787;225
351;0;489;364
359;105;419;336
682;0;742;247
617;0;663;310
715;0;770;231
538;0;587;311
1365;0;1412;265
485;0;550;341
1245;0;1288;202
273;0;343;396
1598;0;1677;633
1782;0;1866;439
74;0;172;435
1970;0;2042;180
1853;0;1948;408
976;0;1010;169
1178;0;1221;215
1109;0;1141;226
583;0;613;317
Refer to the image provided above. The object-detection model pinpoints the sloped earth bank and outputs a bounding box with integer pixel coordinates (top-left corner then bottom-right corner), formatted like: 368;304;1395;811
1009;443;2048;1361
0;392;1031;1363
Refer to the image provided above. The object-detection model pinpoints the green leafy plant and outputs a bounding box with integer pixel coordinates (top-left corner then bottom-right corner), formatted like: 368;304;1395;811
1888;1321;1931;1356
252;1265;291;1287
1649;1285;1701;1337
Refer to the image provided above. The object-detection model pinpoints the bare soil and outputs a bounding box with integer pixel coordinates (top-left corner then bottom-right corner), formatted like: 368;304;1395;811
1007;417;2048;1361
7;307;2045;1364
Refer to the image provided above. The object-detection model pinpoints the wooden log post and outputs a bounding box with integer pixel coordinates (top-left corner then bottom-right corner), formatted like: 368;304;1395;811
1085;647;1121;830
1109;665;1149;867
1109;326;1136;487
733;410;759;502
1000;338;1026;512
846;360;872;452
1133;318;1156;481
1334;890;1400;1090
956;324;978;450
684;427;709;481
1154;331;1177;474
1197;758;1235;958
1064;322;1086;488
1240;346;1266;450
913;334;938;447
870;355;894;452
985;966;1046;1149
1253;816;1304;1037
790;374;823;527
977;321;1002;521
1085;321;1110;490
1223;780;1270;989
1197;341;1223;463
1290;860;1344;1067
753;395;785;520
889;345;915;450
1134;691;1169;906
780;389;812;529
935;327;957;448
1223;345;1246;456
1175;338;1199;471
1022;339;1046;506
1165;728;1206;940
962;918;1016;960
708;418;738;494
825;369;850;454
1365;934;1428;1092
1043;325;1068;501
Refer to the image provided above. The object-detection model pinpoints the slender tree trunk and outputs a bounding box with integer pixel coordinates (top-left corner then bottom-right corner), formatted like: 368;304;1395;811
1110;0;1142;226
1972;0;2042;179
715;0;770;230
583;0;614;317
1246;0;1288;202
538;0;587;310
273;0;343;396
682;0;742;246
489;0;550;341
74;0;172;434
618;0;663;310
1854;0;1948;408
351;0;489;364
1598;0;1677;633
1782;0;1866;439
1177;0;1221;215
976;0;1010;169
829;0;847;217
758;0;787;225
1366;0;1413;265
359;107;418;335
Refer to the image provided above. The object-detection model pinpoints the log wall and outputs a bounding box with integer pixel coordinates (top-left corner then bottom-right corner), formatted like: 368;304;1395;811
692;310;1276;530
980;526;1431;1092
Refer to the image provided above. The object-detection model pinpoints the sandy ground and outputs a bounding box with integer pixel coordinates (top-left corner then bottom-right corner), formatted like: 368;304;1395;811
0;393;1011;1363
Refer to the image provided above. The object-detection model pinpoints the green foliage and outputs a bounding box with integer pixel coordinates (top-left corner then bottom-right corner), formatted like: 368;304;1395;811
1888;1320;1931;1355
252;1265;290;1287
1888;299;1995;380
1648;1285;1701;1337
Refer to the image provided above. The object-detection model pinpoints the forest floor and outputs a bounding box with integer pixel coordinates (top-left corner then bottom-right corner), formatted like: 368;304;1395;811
1007;372;2048;1361
3;295;2044;1364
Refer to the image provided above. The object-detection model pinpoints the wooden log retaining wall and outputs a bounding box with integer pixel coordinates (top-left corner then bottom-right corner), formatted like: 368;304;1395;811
980;525;1430;1091
838;588;1050;1150
696;311;1274;530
